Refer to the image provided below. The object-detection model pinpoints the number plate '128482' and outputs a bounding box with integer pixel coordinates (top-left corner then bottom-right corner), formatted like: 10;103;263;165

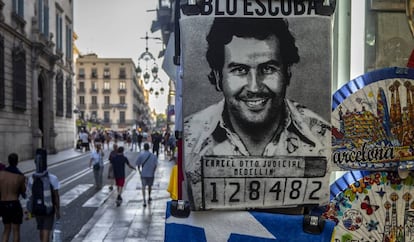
201;156;328;209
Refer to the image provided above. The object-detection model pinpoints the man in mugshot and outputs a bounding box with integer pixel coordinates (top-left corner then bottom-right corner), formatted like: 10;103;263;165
183;17;331;209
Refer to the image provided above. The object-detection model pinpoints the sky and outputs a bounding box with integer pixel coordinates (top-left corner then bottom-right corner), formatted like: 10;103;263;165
74;0;168;114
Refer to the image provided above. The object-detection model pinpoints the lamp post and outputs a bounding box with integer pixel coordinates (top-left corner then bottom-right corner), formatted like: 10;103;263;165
136;32;166;98
136;32;160;84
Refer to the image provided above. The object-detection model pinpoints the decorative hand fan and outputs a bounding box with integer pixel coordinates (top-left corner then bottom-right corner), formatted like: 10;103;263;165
332;67;414;171
322;170;414;242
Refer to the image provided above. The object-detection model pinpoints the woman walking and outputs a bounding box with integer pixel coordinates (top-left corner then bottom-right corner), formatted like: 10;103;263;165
89;143;104;189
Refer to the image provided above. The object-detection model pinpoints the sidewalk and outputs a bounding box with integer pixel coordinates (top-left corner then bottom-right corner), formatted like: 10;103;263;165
71;151;174;242
18;148;89;174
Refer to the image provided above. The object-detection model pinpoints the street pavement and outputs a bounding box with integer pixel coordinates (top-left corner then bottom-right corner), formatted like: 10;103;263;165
16;143;174;242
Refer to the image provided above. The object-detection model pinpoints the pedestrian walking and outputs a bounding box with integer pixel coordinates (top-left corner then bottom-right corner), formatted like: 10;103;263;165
0;153;26;242
26;148;60;242
135;143;158;207
107;143;118;191
131;129;138;152
137;132;143;152
79;128;90;152
151;131;162;158
89;143;104;190
167;134;176;161
109;146;135;204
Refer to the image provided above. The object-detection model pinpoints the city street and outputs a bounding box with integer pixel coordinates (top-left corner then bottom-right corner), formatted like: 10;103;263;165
6;142;173;242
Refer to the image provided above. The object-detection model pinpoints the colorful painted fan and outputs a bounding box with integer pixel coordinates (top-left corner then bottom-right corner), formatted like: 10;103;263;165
332;67;414;171
322;170;414;242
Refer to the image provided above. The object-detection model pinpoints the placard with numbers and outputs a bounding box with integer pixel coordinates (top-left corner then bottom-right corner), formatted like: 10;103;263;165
202;156;327;209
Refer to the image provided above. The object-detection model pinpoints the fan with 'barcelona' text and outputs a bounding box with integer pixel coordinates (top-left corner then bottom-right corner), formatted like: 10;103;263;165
323;170;414;242
332;67;414;171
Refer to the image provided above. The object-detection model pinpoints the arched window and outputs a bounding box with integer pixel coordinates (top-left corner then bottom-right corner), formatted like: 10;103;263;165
56;71;64;116
65;77;72;118
0;35;4;108
12;44;26;110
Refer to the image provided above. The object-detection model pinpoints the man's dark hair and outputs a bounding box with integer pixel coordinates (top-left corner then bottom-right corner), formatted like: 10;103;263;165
144;143;150;150
8;153;18;166
117;146;124;153
206;18;300;88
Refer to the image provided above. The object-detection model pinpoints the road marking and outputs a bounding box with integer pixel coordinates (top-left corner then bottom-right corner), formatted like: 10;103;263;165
60;184;94;206
82;185;112;207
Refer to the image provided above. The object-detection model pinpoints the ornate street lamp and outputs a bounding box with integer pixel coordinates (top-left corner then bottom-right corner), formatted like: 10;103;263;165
136;32;166;99
143;72;151;84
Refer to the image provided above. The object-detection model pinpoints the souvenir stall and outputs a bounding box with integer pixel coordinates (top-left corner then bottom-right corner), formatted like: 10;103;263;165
162;0;414;241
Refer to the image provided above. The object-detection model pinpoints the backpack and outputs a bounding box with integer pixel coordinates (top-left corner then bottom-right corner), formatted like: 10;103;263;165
28;173;54;216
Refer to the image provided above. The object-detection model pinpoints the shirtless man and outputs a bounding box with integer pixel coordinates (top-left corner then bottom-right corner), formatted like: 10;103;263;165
0;153;26;242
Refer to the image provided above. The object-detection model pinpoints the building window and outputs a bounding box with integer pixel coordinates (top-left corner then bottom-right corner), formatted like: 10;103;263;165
12;45;26;110
91;111;97;121
91;68;97;78
103;68;110;79
92;81;98;91
78;68;85;79
65;78;72;118
56;71;64;117
55;11;63;52
119;67;126;79
119;81;126;90
38;0;49;38
0;35;4;108
92;96;97;105
65;24;72;61
104;96;110;104
104;111;110;122
104;81;110;90
79;96;84;104
79;81;85;92
120;111;125;123
13;0;24;17
120;96;125;104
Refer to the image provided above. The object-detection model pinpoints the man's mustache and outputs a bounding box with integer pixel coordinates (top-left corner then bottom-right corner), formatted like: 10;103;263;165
238;91;274;99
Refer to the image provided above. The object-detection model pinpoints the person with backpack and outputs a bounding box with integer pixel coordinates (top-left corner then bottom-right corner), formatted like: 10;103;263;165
0;153;26;242
26;148;60;242
135;143;158;207
89;143;105;190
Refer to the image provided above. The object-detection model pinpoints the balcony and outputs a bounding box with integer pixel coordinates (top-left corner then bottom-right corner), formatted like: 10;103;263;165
78;103;86;110
90;88;99;94
102;89;111;94
89;103;99;109
119;73;126;79
101;103;112;109
112;103;127;109
102;119;111;124
78;74;85;79
77;88;86;94
118;88;127;94
103;74;111;79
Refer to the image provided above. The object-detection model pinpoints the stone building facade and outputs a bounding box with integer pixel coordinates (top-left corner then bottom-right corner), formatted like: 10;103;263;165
0;0;75;161
75;54;151;132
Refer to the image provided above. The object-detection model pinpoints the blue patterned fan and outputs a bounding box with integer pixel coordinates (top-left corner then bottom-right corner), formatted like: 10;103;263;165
322;170;414;242
331;67;414;172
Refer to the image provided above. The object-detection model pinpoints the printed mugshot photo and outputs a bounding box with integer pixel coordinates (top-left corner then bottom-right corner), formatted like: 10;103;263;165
181;14;332;210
